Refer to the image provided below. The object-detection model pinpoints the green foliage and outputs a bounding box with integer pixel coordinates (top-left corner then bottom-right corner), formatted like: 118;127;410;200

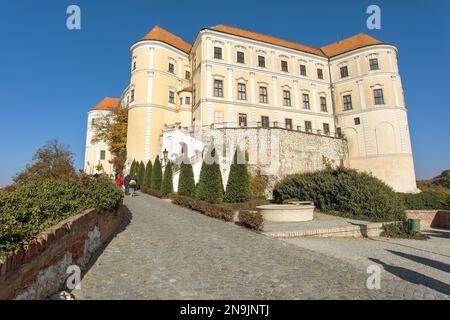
417;169;450;190
151;156;163;191
161;161;174;195
143;160;152;187
0;176;123;257
196;147;223;204
273;167;405;222
130;160;137;176
171;195;234;222
138;161;146;188
398;190;450;210
224;148;252;203
381;221;429;240
177;160;196;197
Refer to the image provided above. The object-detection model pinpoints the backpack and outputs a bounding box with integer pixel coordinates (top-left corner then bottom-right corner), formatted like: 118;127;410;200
129;179;136;186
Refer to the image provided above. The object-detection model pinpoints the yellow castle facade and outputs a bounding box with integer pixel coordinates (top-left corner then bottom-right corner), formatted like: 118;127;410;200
85;25;418;193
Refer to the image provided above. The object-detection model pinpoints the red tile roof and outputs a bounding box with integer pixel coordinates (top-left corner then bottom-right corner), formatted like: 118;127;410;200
141;26;192;53
92;97;120;111
320;33;382;57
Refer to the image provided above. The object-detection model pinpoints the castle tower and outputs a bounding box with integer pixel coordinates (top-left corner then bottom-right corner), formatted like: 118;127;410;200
126;26;192;165
323;34;418;193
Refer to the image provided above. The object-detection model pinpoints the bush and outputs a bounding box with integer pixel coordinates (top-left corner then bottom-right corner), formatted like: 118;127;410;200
138;161;146;189
273;167;405;222
381;221;429;240
196;148;223;204
250;174;268;199
178;161;196;198
224;148;252;203
151;156;162;191
0;176;123;257
141;186;165;198
398;190;450;210
130;160;137;176
171;195;234;222
161;161;174;195
239;210;264;231
143;160;152;187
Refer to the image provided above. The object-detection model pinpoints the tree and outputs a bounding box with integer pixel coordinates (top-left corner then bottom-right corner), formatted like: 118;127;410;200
91;106;128;177
14;139;76;185
130;160;137;176
196;147;223;204
224;148;252;203
151;156;162;190
161;161;174;195
138;161;146;189
143;160;152;187
178;160;195;197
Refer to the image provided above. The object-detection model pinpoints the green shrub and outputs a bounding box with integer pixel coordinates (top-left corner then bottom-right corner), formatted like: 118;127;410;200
273;167;405;222
151;156;162;191
161;161;174;195
398;190;450;210
381;221;429;240
239;210;264;231
224;148;252;203
178;161;196;197
196;148;223;204
143;160;152;187
141;186;165;198
130;160;137;176
171;195;233;222
138;161;146;188
0;176;123;257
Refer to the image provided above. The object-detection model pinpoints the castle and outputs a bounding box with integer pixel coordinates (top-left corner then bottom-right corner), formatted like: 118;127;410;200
84;24;418;193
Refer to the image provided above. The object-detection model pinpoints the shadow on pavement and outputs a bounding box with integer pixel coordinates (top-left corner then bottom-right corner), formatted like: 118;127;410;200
386;250;450;274
369;257;450;296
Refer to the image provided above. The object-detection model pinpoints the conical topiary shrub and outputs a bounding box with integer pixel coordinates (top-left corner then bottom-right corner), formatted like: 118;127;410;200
178;159;195;197
161;161;174;195
224;148;252;203
143;160;152;187
138;161;146;189
196;147;223;204
151;155;162;191
129;160;137;176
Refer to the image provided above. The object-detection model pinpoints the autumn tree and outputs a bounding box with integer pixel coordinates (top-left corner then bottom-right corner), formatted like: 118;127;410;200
91;106;128;176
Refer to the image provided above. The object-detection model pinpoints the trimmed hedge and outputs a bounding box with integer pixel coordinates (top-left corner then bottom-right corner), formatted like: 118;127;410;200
239;210;264;231
273;167;405;222
141;186;165;199
171;195;234;222
161;161;174;195
0;176;123;257
398;190;450;210
178;161;196;198
151;156;162;191
223;148;252;203
196;148;223;204
143;160;152;187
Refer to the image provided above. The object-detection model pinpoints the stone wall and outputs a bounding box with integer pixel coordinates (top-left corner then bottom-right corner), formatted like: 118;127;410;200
405;210;450;229
0;206;124;300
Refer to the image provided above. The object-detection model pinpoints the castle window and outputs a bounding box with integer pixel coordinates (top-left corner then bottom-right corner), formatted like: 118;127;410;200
305;121;312;133
320;96;327;112
130;89;135;102
238;113;247;127
132;57;137;71
281;60;288;72
283;90;291;106
179;97;183;105
214;47;222;60
336;127;342;137
237;83;247;100
374;88;385;105
214;111;224;124
317;68;323;79
300;64;307;76
91;118;95;126
369;58;379;70
354;117;361;125
258;55;266;68
323;123;330;135
302;93;310;109
185;70;191;80
261;116;269;128
168;62;175;74
214;80;223;97
100;150;106;160
285;118;293;130
237;51;245;64
185;96;191;105
169;90;175;104
259;86;268;103
343;94;352;110
340;66;348;78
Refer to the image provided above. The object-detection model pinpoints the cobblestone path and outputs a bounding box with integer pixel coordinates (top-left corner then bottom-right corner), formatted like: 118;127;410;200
73;193;448;299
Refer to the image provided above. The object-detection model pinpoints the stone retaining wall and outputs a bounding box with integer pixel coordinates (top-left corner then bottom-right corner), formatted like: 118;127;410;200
0;206;124;300
405;210;450;229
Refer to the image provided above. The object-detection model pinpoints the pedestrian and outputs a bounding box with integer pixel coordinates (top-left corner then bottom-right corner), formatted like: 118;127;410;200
124;174;131;195
129;176;137;197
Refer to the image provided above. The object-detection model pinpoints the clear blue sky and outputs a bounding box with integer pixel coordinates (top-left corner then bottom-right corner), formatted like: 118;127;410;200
0;0;449;187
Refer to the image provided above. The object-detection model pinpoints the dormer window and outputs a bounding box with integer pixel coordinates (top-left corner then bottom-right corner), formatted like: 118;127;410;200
281;60;288;72
168;62;175;74
237;51;245;64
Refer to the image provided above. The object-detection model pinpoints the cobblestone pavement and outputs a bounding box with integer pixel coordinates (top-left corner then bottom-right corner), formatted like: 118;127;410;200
73;193;449;299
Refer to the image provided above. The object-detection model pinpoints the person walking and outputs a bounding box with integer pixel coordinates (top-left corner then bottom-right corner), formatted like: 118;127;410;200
124;174;131;195
129;176;137;197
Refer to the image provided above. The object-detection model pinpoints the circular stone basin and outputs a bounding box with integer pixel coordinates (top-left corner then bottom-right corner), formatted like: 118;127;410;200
256;204;314;222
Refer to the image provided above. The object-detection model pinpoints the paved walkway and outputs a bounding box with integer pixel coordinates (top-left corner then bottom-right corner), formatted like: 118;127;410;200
73;192;449;299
